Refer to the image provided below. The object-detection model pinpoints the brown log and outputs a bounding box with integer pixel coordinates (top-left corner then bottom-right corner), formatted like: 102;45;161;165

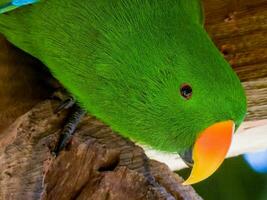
0;0;267;199
0;99;201;200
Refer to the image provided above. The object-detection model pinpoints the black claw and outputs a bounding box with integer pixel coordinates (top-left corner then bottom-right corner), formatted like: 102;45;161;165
54;97;76;114
53;104;86;155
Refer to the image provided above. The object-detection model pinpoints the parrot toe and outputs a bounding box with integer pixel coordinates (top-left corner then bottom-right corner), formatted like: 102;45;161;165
53;104;86;156
54;96;76;113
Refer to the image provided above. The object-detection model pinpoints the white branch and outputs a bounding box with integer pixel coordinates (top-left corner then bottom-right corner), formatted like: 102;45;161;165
144;119;267;171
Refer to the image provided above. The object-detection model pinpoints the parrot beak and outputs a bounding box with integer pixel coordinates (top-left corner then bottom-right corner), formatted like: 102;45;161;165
181;120;235;185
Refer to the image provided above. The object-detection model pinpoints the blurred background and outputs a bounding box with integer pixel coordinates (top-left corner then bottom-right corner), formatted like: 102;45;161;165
180;151;267;200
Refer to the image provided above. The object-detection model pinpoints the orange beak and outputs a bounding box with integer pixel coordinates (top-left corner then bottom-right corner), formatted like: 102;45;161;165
183;120;235;185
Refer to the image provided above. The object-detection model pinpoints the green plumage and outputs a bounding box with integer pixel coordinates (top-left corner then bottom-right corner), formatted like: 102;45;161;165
0;0;247;152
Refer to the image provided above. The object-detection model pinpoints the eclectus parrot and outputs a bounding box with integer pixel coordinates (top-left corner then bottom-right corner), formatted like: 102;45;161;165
0;0;247;184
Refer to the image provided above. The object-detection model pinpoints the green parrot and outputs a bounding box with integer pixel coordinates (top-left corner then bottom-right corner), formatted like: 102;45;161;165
0;0;247;184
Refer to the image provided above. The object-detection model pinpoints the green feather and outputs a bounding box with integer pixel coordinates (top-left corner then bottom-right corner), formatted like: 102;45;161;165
0;0;247;152
180;0;204;25
0;3;16;14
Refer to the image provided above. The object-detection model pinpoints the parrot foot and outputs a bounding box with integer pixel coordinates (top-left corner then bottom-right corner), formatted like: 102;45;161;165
54;96;76;113
52;90;86;156
53;104;86;156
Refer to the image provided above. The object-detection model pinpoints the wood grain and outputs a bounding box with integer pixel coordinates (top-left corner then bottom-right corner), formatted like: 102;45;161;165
0;99;201;200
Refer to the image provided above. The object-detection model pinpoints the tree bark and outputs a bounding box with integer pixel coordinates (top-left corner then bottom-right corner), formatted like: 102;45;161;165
0;99;201;200
0;0;267;199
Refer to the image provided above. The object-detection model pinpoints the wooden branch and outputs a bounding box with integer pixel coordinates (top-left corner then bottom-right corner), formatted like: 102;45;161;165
0;100;201;200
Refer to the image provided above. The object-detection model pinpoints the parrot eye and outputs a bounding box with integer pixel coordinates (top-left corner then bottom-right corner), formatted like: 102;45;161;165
180;84;193;100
